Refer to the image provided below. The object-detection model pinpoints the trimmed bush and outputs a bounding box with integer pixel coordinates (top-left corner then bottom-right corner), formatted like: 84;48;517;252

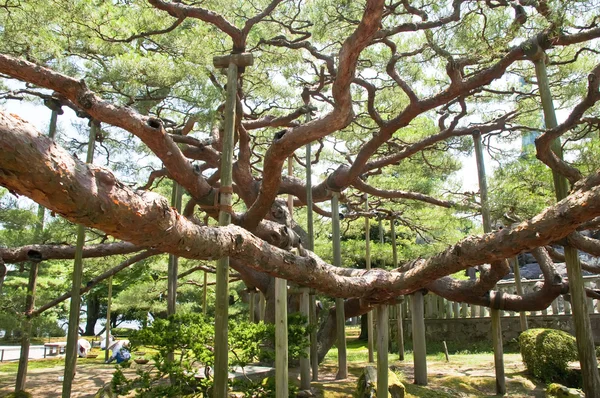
519;328;578;384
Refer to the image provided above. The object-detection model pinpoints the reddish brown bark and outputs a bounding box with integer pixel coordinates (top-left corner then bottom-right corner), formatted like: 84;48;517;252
2;111;600;303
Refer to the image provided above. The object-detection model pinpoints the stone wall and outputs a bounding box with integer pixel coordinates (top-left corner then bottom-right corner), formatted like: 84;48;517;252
395;314;600;344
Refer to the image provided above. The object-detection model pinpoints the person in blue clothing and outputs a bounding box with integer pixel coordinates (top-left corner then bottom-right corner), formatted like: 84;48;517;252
106;340;131;364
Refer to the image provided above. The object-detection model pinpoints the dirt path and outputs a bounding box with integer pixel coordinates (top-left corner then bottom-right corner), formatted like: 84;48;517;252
0;362;122;398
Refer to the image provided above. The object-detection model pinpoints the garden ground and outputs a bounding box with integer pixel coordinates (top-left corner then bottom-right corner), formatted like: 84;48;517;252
0;331;548;397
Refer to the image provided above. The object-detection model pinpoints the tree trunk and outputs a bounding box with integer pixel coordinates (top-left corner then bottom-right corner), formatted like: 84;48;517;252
358;314;368;341
317;298;374;362
84;293;101;336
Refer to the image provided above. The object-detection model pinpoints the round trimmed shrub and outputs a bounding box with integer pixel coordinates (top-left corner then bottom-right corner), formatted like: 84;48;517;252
519;328;578;384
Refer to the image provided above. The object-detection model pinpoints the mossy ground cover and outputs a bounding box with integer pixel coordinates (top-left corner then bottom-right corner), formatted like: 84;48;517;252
314;327;546;397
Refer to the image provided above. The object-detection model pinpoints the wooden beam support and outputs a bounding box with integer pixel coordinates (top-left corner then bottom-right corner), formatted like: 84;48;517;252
299;287;311;390
62;120;98;398
275;276;288;397
249;289;255;323
105;276;112;362
305;105;319;382
512;256;528;331
473;131;505;395
212;52;249;398
533;51;600;397
332;192;347;379
365;196;374;363
376;305;389;398
390;219;404;360
411;290;427;386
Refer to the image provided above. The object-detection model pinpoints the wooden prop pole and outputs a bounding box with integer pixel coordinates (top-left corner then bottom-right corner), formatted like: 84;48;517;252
62;120;98;398
473;131;505;395
332;192;347;379
105;276;112;362
249;289;255;323
512;256;528;331
168;183;182;317
203;271;208;315
390;219;404;360
309;291;318;381
275;276;289;397
212;52;253;398
259;292;266;321
299;287;311;390
532;49;600;396
376;305;389;398
305;105;319;382
365;196;374;363
411;290;427;385
15;107;59;392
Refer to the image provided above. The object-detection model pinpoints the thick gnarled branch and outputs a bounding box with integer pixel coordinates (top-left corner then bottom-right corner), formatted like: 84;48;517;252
2;111;600;302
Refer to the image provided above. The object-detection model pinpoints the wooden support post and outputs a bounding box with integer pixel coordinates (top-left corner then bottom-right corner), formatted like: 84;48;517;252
365;196;374;363
259;292;266;321
491;309;505;394
249;289;255;323
203;271;208;315
390;219;404;360
532;49;600;396
513;257;528;331
212;52;253;398
105;276;112;362
275;276;288;398
378;217;385;267
168;182;182;317
332;192;347;379
305;113;318;381
166;182;182;370
309;291;318;381
396;302;405;361
299;288;311;390
376;305;389;398
62;120;98;398
473;131;505;395
411;290;427;386
15;108;59;393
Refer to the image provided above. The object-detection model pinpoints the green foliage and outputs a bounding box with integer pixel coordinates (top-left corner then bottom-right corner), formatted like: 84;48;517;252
229;319;270;367
519;328;579;385
489;151;555;222
110;327;135;338
112;312;309;397
269;313;313;361
3;392;33;398
233;376;298;398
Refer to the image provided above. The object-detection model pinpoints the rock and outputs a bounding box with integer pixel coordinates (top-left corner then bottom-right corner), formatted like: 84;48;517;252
356;365;405;398
94;383;114;398
296;389;316;397
519;263;543;279
545;383;584;397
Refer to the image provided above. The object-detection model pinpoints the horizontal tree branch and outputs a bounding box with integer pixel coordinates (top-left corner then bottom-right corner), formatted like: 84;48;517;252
2;111;600;303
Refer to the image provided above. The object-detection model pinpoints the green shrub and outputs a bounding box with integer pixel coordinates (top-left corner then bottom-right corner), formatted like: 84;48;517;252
111;327;135;337
233;376;298;398
111;313;299;397
519;328;578;384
